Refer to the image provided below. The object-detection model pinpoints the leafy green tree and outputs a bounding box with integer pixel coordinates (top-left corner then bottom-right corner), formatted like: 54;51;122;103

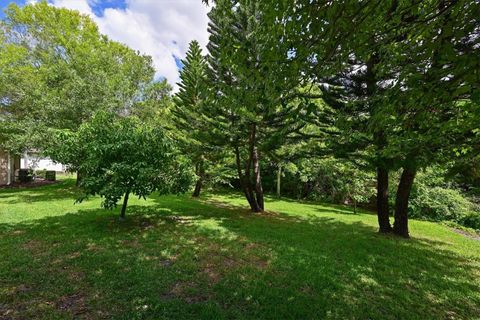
377;0;479;237
280;0;479;237
318;53;396;233
284;0;409;234
51;112;194;219
131;79;174;126
0;1;154;153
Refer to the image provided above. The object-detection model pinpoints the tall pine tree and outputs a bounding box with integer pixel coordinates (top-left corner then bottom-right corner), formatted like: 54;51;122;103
206;0;304;212
174;40;210;197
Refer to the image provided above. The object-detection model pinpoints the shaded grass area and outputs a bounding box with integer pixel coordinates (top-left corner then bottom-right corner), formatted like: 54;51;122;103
0;179;479;319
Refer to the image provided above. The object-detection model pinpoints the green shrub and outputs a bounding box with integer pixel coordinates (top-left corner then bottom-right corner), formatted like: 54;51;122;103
35;169;47;179
460;212;480;230
279;158;376;206
399;166;480;229
409;186;473;221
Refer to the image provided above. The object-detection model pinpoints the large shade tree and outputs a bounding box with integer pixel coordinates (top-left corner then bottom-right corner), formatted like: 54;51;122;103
377;0;480;236
0;1;154;153
274;0;479;237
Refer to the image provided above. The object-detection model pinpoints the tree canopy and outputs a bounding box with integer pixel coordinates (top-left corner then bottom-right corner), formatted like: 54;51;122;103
0;1;154;152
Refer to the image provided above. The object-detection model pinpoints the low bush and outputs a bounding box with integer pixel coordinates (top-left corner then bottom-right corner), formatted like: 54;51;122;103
403;166;480;229
35;169;47;179
460;212;480;230
409;186;473;221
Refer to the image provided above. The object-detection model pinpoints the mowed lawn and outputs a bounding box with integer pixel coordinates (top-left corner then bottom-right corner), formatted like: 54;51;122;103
0;178;479;319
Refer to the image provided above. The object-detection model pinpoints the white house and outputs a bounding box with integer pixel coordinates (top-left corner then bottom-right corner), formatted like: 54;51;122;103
21;151;66;172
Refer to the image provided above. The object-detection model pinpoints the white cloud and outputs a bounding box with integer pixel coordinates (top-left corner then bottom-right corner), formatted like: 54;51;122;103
53;0;93;16
51;0;210;90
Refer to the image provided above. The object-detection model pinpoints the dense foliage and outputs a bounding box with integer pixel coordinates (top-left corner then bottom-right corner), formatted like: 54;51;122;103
1;1;478;234
200;0;480;236
0;1;154;152
403;167;479;229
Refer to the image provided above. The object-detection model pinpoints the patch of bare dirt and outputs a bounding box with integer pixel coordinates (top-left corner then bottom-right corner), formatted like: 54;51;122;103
160;281;210;304
139;219;156;230
163;216;194;225
0;305;17;320
22;240;44;253
4;284;33;297
244;242;261;250
14;284;32;294
170;281;191;296
201;198;294;226
67;251;81;260
203;262;222;284
55;293;89;317
252;256;270;270
451;228;480;241
258;210;282;218
159;255;177;267
67;271;85;282
118;238;142;249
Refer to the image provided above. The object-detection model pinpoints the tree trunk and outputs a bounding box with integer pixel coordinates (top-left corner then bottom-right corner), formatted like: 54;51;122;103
234;145;260;212
241;124;262;213
247;186;261;212
276;164;281;197
120;190;130;220
302;181;312;199
192;178;202;198
192;160;204;198
245;124;261;211
76;170;83;186
377;167;392;233
393;168;417;238
231;124;263;213
252;146;264;210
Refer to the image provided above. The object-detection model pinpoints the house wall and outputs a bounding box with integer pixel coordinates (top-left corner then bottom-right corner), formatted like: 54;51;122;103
0;149;10;185
21;153;65;172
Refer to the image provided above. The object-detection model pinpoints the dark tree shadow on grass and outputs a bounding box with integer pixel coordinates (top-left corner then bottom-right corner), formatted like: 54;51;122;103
0;179;81;203
205;191;372;216
0;192;479;319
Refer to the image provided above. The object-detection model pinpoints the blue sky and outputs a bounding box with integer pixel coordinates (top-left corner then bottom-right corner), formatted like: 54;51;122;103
0;0;26;18
1;0;127;17
0;0;209;89
80;0;127;16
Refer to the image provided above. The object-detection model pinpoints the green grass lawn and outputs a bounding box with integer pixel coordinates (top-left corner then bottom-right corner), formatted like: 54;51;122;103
1;178;479;319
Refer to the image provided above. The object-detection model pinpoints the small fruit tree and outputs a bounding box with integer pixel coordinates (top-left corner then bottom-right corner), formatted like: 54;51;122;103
52;111;194;219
